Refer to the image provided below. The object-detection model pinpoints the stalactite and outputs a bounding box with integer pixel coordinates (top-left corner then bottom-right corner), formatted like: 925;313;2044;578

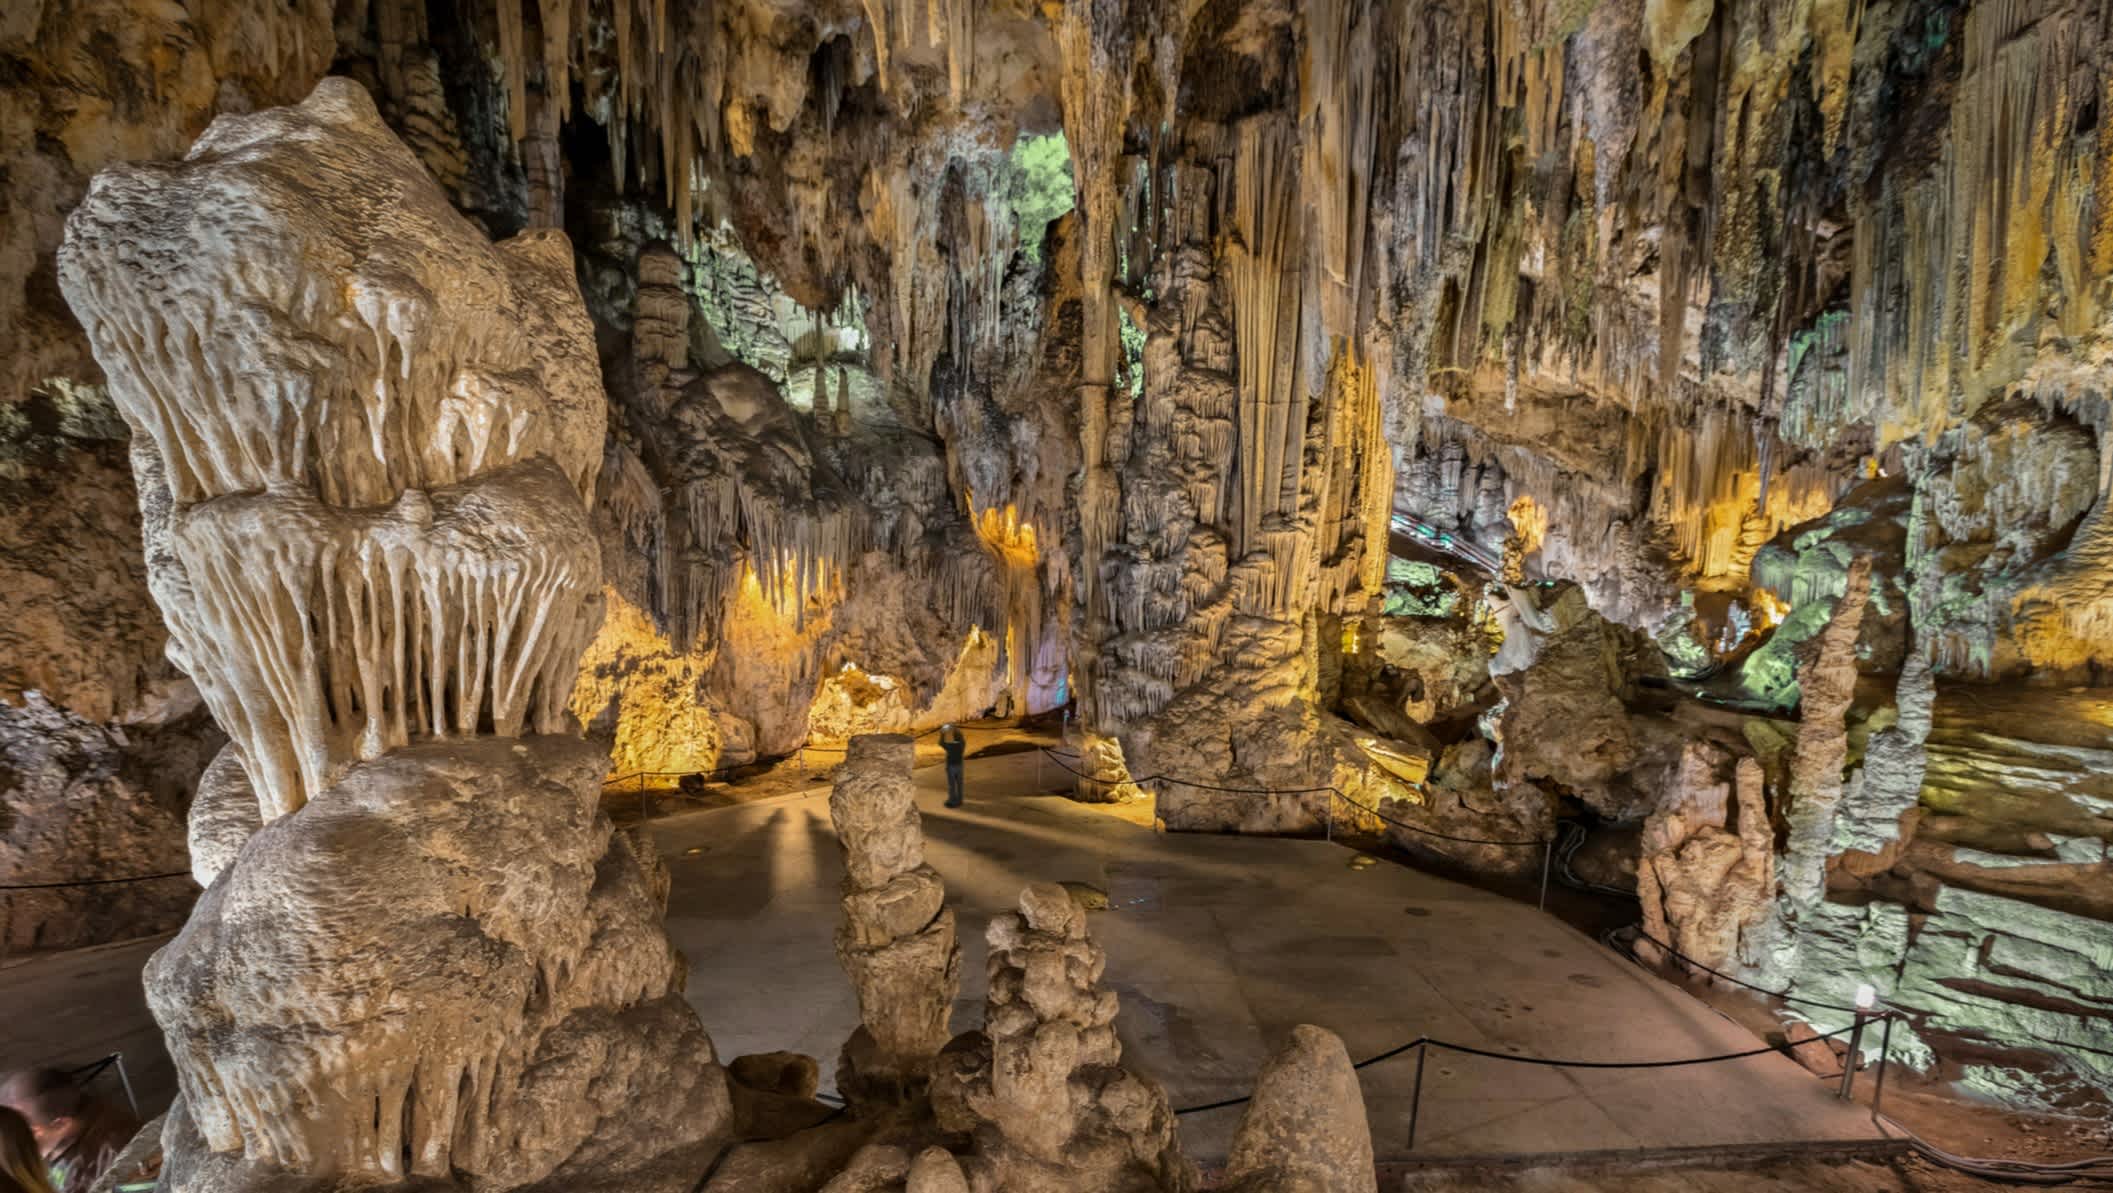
1225;116;1304;574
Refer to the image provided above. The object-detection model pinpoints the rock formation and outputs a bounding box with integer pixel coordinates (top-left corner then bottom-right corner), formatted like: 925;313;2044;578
933;882;1194;1193
58;80;730;1190
1637;750;1773;974
1220;1026;1377;1193
829;733;961;1104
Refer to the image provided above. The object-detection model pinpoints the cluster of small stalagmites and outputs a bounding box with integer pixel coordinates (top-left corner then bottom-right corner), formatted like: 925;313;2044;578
1636;747;1773;974
931;882;1194;1193
59;79;732;1191
57;78;607;819
830;733;961;1104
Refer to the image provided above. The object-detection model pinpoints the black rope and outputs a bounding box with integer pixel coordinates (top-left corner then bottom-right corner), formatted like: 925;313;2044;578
1;870;191;891
65;1054;119;1082
1421;1019;1868;1070
1174;1021;1869;1115
1616;924;1870;1014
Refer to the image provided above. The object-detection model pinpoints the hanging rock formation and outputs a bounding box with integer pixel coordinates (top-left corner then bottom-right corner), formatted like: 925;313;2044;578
58;79;731;1190
829;733;961;1104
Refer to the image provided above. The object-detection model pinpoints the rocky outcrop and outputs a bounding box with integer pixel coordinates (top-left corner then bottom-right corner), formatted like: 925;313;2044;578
1490;585;1660;819
933;882;1194;1193
60;79;731;1190
1637;750;1772;973
1220;1026;1376;1193
829;733;961;1104
148;737;731;1185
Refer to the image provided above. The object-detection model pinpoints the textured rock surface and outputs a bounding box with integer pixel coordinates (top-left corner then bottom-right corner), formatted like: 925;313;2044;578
932;882;1194;1193
1221;1026;1376;1193
1637;751;1772;974
0;693;216;953
60;79;732;1190
829;733;961;1103
149;737;730;1185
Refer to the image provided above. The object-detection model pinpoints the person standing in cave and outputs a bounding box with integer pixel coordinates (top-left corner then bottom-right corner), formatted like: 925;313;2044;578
940;723;967;807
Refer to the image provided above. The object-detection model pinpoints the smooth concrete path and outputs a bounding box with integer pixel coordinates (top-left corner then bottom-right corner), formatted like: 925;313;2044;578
659;747;1886;1163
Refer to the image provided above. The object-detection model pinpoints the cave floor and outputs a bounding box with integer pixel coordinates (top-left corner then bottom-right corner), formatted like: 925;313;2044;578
0;931;174;1114
659;748;1889;1164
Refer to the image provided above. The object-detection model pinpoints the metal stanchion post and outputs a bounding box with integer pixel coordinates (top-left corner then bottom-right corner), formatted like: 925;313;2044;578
1325;792;1335;843
1870;1013;1896;1125
1406;1041;1428;1151
1840;1009;1870;1100
1538;836;1553;910
113;1053;139;1119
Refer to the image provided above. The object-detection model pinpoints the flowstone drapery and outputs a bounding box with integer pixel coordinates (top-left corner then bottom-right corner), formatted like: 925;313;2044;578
59;79;731;1191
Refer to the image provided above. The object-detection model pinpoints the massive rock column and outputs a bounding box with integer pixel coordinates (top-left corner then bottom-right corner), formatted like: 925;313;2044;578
58;79;730;1190
829;733;961;1103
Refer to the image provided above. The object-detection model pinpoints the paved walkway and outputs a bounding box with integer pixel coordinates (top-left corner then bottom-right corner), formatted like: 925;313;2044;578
662;747;1885;1162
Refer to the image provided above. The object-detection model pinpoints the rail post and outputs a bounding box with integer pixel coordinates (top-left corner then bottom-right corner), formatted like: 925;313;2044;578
1538;835;1553;911
1406;1040;1428;1151
1840;1007;1871;1100
1869;1013;1896;1125
1325;790;1335;843
113;1053;139;1119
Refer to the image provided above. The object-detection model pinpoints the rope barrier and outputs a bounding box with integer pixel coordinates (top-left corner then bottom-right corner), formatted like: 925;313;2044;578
1613;924;1871;1014
1;870;191;891
1171;1020;1870;1116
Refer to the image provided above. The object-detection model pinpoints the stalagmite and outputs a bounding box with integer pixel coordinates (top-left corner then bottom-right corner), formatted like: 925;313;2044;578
1637;751;1773;974
829;733;961;1104
1752;556;1871;984
58;80;732;1191
932;882;1194;1193
1220;1025;1377;1193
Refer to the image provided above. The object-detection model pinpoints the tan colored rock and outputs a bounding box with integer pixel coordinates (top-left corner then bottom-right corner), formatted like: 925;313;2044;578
1221;1025;1376;1193
905;1146;971;1193
61;78;731;1192
932;882;1194;1193
1637;750;1773;974
830;733;961;1103
186;743;260;888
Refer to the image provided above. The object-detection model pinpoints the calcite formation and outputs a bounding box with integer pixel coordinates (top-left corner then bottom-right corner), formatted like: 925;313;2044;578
933;883;1194;1193
1219;1026;1377;1193
829;733;961;1103
1637;750;1773;974
58;80;731;1190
